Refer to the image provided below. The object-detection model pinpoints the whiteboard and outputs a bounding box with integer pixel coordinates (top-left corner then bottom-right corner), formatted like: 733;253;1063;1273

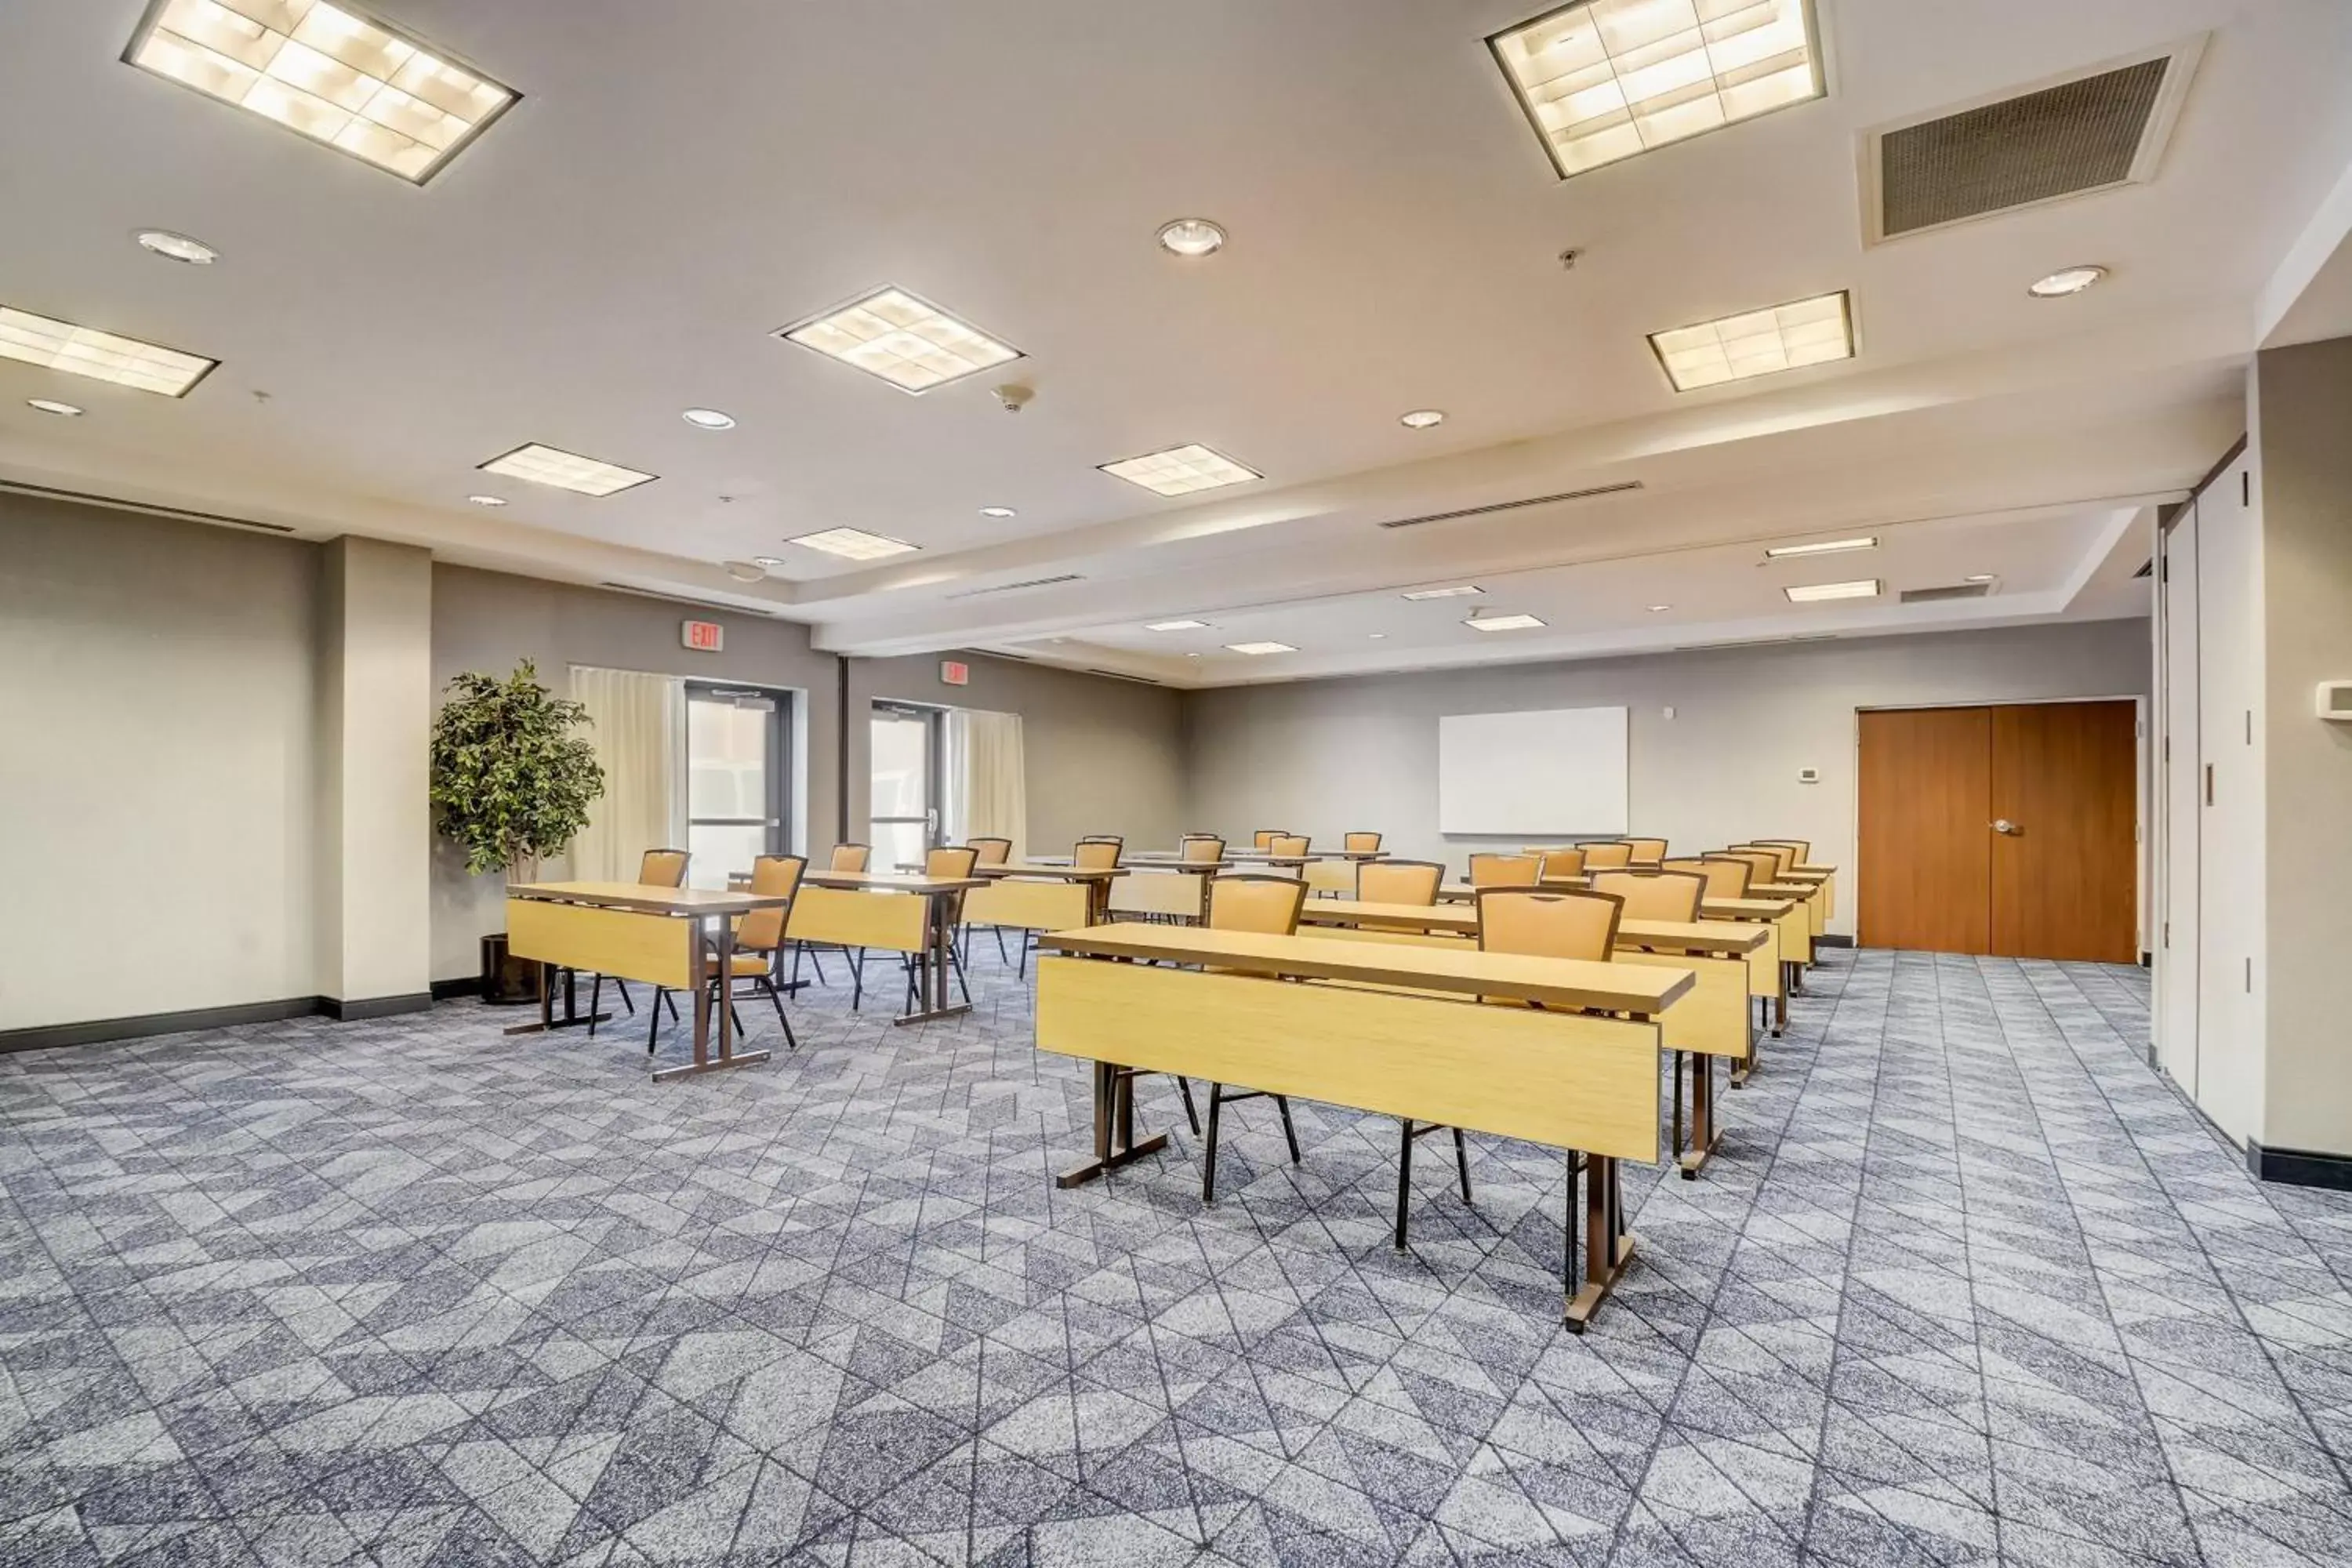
1438;707;1628;835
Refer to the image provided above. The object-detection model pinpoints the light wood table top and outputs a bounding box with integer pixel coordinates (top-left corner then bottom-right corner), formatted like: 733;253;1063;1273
800;870;988;894
1297;898;1768;958
975;862;1129;881
511;881;789;914
1038;925;1692;1015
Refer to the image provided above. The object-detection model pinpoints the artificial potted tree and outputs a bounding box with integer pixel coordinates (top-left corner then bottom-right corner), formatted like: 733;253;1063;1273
430;659;605;1002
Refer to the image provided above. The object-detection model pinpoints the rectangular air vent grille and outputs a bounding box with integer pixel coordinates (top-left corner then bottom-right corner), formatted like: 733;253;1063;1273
1864;40;2201;244
1899;582;1993;604
945;573;1084;600
596;583;778;616
1376;481;1642;531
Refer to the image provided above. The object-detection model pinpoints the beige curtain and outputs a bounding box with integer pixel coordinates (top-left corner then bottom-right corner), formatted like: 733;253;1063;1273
568;666;688;882
944;708;1026;858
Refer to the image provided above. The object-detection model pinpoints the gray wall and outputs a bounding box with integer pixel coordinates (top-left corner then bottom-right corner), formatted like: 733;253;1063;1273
0;495;321;1029
1181;619;2153;935
847;652;1188;855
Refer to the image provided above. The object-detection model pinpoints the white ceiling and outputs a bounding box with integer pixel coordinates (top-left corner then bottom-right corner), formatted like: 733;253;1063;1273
3;0;2350;687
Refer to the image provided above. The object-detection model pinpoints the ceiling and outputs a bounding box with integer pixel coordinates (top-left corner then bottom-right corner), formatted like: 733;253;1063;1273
3;0;2349;687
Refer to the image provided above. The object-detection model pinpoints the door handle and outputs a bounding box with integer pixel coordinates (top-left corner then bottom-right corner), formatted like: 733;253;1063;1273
1991;819;2018;835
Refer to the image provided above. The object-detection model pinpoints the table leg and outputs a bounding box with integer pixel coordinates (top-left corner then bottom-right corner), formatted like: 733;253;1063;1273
1056;1061;1170;1187
1670;1051;1684;1157
1565;1154;1635;1332
1679;1052;1718;1178
505;961;611;1036
894;893;974;1026
653;916;771;1081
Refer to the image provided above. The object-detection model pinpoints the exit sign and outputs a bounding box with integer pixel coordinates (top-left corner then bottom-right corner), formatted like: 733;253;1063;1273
681;619;724;652
939;659;970;687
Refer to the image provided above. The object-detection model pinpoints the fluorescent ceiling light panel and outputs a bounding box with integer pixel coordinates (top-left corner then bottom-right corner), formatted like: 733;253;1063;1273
1145;619;1210;631
1490;0;1824;179
1784;579;1879;602
1764;535;1877;558
1225;641;1297;655
778;286;1020;394
1098;443;1261;498
1465;614;1548;631
0;306;216;396
787;527;919;561
1401;585;1483;601
478;442;655;497
1650;289;1853;390
124;0;517;183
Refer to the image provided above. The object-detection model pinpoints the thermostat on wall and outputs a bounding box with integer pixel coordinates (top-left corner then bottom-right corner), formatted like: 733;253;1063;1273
2318;681;2352;720
1798;768;1820;784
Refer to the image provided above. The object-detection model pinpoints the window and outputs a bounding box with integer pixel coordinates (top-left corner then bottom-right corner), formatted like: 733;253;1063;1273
685;685;790;889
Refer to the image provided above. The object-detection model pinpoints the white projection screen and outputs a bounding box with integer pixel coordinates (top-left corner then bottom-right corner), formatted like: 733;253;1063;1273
1437;706;1629;835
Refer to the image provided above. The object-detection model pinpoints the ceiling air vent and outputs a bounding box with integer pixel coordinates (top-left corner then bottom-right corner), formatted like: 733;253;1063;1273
1900;582;1993;604
0;478;298;533
1862;38;2204;245
597;583;778;616
945;573;1084;600
1376;481;1642;531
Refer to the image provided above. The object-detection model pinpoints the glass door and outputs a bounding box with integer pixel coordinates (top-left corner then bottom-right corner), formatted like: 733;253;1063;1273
870;704;940;873
686;687;785;889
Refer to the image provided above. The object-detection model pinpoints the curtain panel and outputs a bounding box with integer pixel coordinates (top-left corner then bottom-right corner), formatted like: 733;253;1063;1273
943;707;1027;858
567;666;688;883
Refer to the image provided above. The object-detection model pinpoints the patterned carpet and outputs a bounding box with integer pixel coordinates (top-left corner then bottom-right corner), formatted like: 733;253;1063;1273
2;946;2349;1567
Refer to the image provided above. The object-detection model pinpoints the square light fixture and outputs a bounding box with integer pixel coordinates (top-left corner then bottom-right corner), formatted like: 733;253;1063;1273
477;443;655;497
1764;535;1877;558
1784;579;1880;602
1225;641;1298;655
1650;290;1853;391
1145;619;1210;631
124;0;517;184
1099;444;1261;498
1401;584;1484;601
1489;0;1824;180
777;286;1021;394
1465;613;1548;632
786;527;920;561
0;306;217;396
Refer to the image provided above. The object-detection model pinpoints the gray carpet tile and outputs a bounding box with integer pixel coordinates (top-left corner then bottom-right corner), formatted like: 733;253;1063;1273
2;944;2348;1566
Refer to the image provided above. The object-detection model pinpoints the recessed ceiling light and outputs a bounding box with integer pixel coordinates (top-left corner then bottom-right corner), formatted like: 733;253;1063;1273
1156;219;1226;257
776;285;1021;394
1145;619;1210;632
1465;613;1547;632
681;408;735;430
1489;0;1824;180
2029;266;2107;299
721;560;766;583
1225;641;1298;656
978;506;1017;518
787;527;920;561
752;556;787;567
1965;573;1997;583
135;230;218;265
1650;291;1854;392
1764;536;1878;559
1367;632;1388;640
1399;409;1446;429
1402;585;1483;601
26;398;85;416
124;0;517;184
1099;444;1261;498
478;443;656;497
465;493;506;506
0;306;217;397
1784;579;1881;603
1645;604;1671;612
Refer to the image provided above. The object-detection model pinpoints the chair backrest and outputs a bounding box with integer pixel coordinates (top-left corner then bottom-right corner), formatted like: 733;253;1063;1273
1357;858;1443;906
1535;847;1586;880
1475;888;1622;962
926;845;980;880
967;837;1012;866
735;855;807;949
1268;833;1310;858
639;848;690;887
1179;834;1226;863
1622;837;1668;866
1576;840;1633;870
1735;842;1797;877
1251;829;1282;850
1690;855;1755;898
1754;837;1811;861
1073;839;1123;870
1342;831;1382;853
1467;851;1544;888
1714;848;1781;887
1590;869;1704;924
828;842;871;873
1208;873;1308;936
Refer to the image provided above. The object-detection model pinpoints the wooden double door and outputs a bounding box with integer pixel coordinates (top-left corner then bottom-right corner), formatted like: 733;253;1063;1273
1858;702;2139;962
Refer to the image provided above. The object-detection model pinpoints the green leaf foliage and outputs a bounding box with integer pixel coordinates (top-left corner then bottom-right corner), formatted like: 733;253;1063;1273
430;659;605;878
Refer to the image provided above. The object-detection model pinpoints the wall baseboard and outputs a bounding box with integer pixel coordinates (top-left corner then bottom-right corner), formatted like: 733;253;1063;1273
1815;934;1854;949
2;992;435;1053
2247;1139;2352;1192
430;976;484;1001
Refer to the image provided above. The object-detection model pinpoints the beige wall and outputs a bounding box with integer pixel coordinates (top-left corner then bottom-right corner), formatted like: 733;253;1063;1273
2253;337;2352;1156
846;652;1188;855
1181;619;2153;938
0;495;320;1029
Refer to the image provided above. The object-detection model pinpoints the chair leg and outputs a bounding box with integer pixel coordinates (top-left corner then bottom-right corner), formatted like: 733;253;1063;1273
647;992;663;1054
951;949;971;1005
1395;1121;1414;1250
1176;1075;1200;1136
589;974;603;1038
612;978;634;1014
662;990;680;1025
1275;1096;1301;1163
761;978;797;1051
992;927;1007;964
1453;1127;1472;1203
851;950;865;1011
1202;1083;1224;1202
